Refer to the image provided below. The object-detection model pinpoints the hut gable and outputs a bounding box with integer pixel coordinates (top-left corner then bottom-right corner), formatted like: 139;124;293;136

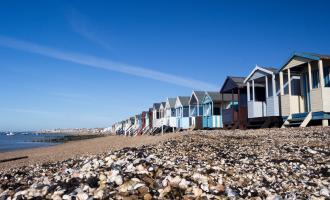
220;76;246;93
165;98;176;109
175;96;190;108
153;103;161;111
189;91;206;105
244;66;278;83
281;52;330;71
202;92;235;104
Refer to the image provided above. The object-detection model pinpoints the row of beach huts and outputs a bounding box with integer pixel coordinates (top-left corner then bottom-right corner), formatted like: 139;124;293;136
111;52;330;136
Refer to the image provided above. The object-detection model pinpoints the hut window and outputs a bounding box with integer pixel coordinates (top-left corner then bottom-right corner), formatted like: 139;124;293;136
213;107;221;115
291;78;301;96
198;106;203;116
171;108;176;117
183;107;189;117
324;67;330;87
312;70;320;89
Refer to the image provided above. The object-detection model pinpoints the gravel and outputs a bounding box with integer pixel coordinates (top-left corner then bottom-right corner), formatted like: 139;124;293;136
0;127;329;199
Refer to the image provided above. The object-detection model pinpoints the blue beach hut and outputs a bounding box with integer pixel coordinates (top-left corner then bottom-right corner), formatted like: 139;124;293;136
202;92;234;129
175;96;190;129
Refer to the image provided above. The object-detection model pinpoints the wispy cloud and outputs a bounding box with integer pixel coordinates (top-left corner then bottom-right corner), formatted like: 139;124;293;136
68;10;112;51
0;35;218;91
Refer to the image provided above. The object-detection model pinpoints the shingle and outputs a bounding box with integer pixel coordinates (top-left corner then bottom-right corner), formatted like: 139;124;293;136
205;92;236;102
177;96;190;106
161;102;166;108
167;98;176;108
304;52;330;59
153;103;161;110
193;91;206;102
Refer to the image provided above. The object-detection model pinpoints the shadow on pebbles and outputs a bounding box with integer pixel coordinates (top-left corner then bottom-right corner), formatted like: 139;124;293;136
0;127;330;199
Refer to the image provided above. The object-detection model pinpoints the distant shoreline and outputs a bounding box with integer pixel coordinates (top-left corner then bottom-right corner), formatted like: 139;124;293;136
0;132;182;172
35;130;111;136
0;132;107;153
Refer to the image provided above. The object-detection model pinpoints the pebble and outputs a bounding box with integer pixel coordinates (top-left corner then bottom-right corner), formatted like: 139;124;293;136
0;127;329;199
320;188;330;197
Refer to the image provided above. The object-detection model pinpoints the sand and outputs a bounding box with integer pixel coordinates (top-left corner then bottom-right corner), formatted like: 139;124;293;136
0;132;184;172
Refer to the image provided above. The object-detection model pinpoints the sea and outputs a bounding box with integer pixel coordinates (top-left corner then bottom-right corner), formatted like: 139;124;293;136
0;132;68;152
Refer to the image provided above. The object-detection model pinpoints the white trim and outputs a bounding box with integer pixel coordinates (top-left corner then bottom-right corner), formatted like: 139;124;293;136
265;76;268;98
175;97;182;108
244;65;276;83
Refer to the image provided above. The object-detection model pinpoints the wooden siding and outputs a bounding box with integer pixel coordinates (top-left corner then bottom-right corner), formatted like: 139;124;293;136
266;96;279;116
290;96;301;114
212;116;222;128
191;116;203;129
323;88;330;112
178;117;190;129
248;101;265;118
310;88;323;112
222;108;237;125
280;95;290;116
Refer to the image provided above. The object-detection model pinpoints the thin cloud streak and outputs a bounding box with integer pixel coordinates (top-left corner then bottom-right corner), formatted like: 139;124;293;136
0;35;218;91
68;10;112;51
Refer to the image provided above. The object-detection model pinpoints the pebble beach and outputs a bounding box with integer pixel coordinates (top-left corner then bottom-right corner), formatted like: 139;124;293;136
0;127;330;199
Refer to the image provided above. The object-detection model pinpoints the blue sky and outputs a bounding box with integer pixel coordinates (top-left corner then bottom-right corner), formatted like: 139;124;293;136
0;0;330;131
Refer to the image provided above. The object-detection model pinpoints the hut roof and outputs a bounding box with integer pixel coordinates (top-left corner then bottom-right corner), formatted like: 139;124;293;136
204;92;237;103
153;103;161;110
176;96;190;107
220;76;246;93
280;52;330;71
166;98;176;108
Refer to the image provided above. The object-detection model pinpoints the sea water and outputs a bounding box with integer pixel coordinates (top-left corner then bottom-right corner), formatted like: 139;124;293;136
0;132;67;152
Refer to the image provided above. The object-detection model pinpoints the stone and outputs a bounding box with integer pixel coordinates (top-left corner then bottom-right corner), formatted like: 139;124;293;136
114;175;123;186
192;187;203;197
86;177;99;188
77;192;89;200
159;186;171;198
94;189;104;199
99;174;107;182
138;186;149;195
320;188;330;197
1;128;329;199
143;193;152;200
169;176;181;187
178;178;189;190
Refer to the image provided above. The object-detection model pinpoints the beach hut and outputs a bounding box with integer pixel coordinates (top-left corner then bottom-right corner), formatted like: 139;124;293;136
152;103;162;133
244;65;283;128
141;108;153;134
124;117;135;136
117;121;125;135
175;96;190;129
132;114;142;135
189;91;206;130
165;97;177;130
220;76;249;129
202;92;233;129
159;102;166;127
279;52;330;127
141;111;148;133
